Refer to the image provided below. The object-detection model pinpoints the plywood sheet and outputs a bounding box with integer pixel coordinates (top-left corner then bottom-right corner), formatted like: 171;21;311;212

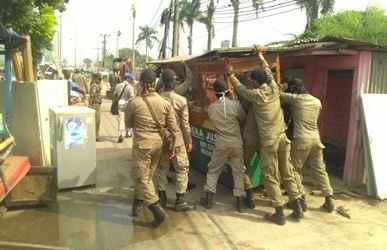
361;94;387;199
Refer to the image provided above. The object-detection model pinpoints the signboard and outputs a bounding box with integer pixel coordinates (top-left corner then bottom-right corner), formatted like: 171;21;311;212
190;124;234;189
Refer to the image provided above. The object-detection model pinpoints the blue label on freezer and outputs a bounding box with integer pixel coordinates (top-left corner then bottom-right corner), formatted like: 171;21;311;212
64;117;87;149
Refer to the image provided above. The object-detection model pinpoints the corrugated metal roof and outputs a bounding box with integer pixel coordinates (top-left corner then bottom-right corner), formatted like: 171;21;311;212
148;55;199;65
368;52;387;94
189;36;387;62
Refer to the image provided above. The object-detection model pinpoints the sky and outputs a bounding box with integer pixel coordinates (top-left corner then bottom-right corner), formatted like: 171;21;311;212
59;0;387;66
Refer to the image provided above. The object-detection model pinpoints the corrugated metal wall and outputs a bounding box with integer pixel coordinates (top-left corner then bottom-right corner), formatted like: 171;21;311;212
368;52;387;93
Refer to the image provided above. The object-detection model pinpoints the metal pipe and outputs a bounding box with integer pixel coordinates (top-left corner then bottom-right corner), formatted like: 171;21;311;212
4;51;11;123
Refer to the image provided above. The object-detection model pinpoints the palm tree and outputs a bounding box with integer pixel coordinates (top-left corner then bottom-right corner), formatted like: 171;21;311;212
198;0;217;51
180;0;201;55
230;0;263;47
159;3;173;59
136;25;159;64
296;0;335;30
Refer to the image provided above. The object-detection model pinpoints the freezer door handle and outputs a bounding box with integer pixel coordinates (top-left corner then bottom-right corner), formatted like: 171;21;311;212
57;117;63;142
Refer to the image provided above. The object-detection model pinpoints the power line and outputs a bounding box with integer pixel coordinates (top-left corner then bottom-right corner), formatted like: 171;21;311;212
213;1;299;19
213;6;301;23
210;0;298;15
149;0;165;28
201;0;281;13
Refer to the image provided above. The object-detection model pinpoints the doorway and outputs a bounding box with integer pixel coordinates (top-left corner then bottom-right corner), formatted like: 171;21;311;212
321;69;354;177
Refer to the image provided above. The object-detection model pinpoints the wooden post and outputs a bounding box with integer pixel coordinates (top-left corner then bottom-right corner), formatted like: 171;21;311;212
275;55;281;85
21;36;34;81
11;52;23;81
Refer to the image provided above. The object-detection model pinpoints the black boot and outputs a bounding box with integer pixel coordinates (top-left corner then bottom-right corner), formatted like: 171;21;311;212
243;189;256;209
158;190;167;208
187;181;196;190
265;206;286;226
199;192;214;209
300;195;307;212
148;202;167;228
290;199;304;219
236;196;245;213
285;195;307;212
322;195;334;213
132;198;143;217
175;193;196;212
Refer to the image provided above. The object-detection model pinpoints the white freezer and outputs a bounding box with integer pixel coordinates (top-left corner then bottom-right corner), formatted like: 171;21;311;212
49;106;96;189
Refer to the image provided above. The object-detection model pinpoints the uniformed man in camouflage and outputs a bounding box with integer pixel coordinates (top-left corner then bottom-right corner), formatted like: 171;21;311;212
125;69;178;227
155;68;196;211
73;68;89;94
89;72;103;142
199;79;247;213
227;47;303;225
242;100;259;209
156;62;193;96
281;77;334;213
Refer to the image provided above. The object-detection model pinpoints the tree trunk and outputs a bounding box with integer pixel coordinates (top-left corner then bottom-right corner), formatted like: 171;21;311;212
188;24;193;55
305;0;319;30
172;0;180;57
145;45;149;66
232;4;239;47
207;0;215;51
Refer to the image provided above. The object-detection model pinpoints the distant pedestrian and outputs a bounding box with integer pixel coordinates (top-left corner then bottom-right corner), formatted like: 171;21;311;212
63;70;85;105
114;72;135;143
125;69;178;227
89;72;104;142
73;68;89;104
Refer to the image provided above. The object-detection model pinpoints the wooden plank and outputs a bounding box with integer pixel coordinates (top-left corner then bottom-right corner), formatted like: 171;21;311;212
11;52;24;81
21;36;34;81
0;241;69;250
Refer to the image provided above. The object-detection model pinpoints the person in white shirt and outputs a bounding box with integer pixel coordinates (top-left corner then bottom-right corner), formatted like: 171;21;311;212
113;72;135;143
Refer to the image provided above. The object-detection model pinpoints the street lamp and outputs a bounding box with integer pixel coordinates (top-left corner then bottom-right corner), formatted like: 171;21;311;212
115;30;121;58
69;38;77;67
62;16;77;67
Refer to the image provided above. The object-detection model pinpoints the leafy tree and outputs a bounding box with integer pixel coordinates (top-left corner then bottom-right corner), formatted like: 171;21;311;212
295;0;335;30
0;0;68;67
229;0;263;47
136;25;159;64
302;6;387;46
180;0;202;55
83;58;93;68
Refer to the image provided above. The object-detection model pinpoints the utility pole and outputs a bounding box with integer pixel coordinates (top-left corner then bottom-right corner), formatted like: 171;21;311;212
172;0;180;57
100;33;110;69
116;30;121;58
59;12;63;65
93;47;101;70
131;4;136;74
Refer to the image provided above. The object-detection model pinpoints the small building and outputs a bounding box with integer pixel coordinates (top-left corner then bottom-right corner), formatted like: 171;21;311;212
185;37;387;188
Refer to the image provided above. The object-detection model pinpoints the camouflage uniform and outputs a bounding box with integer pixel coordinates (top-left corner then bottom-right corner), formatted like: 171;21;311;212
204;97;246;197
156;91;192;194
125;93;177;206
89;79;102;139
281;92;333;197
229;65;301;207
